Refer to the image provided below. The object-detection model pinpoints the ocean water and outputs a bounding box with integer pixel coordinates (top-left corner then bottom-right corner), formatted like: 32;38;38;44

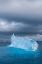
0;41;42;64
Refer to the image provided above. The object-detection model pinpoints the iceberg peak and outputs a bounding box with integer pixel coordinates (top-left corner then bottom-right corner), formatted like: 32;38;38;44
10;34;38;51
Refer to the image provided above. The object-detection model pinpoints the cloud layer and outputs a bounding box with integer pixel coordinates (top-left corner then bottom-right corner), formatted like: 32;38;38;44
0;0;42;40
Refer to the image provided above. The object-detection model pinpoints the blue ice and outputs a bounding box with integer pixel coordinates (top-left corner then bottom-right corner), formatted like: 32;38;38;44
10;34;38;51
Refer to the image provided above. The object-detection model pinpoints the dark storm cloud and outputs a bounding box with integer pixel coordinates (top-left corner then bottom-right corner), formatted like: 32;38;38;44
0;0;42;25
0;0;42;40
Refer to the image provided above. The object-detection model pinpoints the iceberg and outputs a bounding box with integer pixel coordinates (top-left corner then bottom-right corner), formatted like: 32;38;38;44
10;34;38;51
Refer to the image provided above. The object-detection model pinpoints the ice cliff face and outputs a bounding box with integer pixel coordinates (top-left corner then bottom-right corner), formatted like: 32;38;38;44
10;34;38;51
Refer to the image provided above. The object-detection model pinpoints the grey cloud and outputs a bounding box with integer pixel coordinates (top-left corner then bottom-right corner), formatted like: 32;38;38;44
0;0;42;19
0;19;42;36
0;19;41;40
0;0;42;25
0;0;42;41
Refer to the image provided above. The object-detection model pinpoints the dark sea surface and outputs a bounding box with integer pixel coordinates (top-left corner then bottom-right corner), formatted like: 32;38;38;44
0;41;42;64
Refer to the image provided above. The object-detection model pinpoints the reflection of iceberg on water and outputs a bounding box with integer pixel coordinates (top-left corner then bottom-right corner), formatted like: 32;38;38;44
10;34;38;51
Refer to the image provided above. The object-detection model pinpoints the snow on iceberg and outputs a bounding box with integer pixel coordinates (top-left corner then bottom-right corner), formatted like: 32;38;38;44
10;34;38;51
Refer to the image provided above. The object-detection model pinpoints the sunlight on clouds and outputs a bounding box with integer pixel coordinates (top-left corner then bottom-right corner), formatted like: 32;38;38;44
0;19;27;32
0;19;42;41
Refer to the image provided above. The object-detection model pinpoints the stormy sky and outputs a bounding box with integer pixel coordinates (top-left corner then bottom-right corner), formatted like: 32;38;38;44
0;0;42;41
